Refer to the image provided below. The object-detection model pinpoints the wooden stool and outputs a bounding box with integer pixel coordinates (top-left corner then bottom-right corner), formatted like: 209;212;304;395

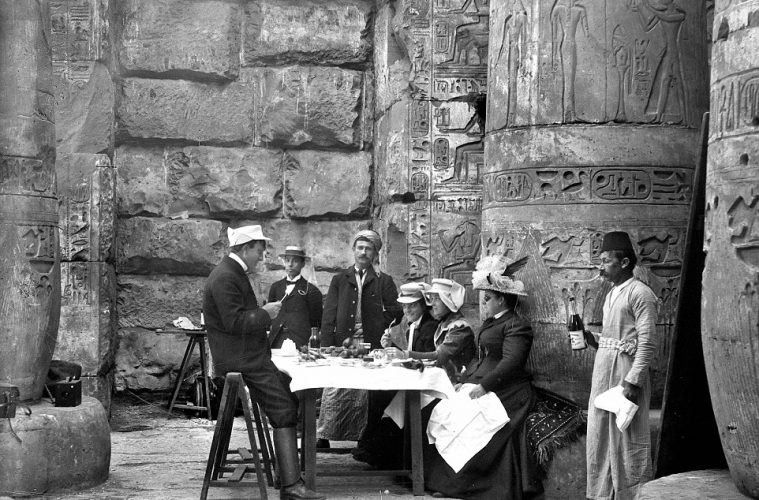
166;330;212;420
200;372;276;500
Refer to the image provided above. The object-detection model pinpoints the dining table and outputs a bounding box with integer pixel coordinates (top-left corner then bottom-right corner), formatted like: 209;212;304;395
271;352;455;496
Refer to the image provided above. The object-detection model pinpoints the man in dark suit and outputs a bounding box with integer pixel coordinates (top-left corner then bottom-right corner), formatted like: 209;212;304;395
203;225;324;500
380;282;438;353
316;229;404;448
268;246;323;349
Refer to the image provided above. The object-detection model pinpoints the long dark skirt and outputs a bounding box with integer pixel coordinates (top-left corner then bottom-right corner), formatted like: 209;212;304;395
424;385;543;500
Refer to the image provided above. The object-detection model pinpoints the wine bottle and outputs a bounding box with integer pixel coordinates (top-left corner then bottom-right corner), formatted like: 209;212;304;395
568;297;587;350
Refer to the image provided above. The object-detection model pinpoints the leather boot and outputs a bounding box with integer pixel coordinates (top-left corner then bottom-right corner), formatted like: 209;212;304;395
273;427;326;500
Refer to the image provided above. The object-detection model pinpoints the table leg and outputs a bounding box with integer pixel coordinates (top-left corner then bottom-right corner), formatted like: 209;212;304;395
302;388;317;490
197;339;213;420
407;391;424;497
168;336;196;414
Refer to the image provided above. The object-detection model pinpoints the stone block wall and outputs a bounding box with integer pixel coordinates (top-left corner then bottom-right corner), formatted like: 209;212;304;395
110;0;376;391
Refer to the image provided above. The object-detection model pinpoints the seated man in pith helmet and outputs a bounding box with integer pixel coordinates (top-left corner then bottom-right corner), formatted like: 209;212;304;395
268;245;323;349
203;225;325;500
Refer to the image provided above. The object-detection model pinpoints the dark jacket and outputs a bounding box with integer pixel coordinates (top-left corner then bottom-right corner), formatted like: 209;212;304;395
202;256;272;373
389;311;438;352
267;276;323;348
409;311;475;381
463;310;534;415
321;266;403;348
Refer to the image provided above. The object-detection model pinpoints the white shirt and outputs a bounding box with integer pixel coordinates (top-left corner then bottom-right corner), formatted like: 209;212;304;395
229;252;247;272
284;274;301;297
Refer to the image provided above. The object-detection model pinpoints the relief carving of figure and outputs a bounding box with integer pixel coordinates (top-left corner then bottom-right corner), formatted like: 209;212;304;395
443;15;489;66
493;0;529;126
550;0;605;122
631;0;687;124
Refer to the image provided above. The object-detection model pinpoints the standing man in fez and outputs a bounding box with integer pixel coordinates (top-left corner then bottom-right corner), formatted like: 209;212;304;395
203;226;325;500
268;245;323;349
586;231;659;500
316;229;403;449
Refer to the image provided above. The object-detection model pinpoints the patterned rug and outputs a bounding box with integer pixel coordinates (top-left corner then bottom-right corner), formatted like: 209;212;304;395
525;387;586;468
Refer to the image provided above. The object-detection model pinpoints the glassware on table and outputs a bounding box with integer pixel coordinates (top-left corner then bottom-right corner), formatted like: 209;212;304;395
369;349;388;365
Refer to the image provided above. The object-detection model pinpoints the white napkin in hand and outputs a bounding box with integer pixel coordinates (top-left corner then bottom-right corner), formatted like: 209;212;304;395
593;385;639;432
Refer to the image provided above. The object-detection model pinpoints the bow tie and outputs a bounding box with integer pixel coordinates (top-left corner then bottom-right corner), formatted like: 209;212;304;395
286;277;300;283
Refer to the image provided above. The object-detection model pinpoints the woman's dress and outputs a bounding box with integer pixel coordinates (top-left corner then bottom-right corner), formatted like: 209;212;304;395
424;311;543;500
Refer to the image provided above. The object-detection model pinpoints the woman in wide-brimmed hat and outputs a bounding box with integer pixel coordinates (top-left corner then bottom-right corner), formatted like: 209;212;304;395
425;255;543;500
407;278;475;382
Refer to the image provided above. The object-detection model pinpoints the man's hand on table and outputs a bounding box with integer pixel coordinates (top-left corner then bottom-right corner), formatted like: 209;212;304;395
261;300;282;319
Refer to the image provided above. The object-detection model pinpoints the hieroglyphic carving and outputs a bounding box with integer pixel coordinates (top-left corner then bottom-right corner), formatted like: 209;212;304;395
50;0;104;84
491;0;528;126
727;195;759;270
60;155;115;262
23;225;57;275
61;261;90;306
484;166;693;205
432;0;489;100
631;0;687;124
711;69;759;140
550;0;604;122
437;219;481;304
0;157;56;196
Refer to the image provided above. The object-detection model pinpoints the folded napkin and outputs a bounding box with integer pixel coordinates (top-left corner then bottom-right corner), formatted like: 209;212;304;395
426;384;509;473
173;317;200;330
593;385;639;432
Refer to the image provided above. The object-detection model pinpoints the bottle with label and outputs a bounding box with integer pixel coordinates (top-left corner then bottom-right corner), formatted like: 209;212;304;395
568;297;587;350
200;311;205;329
309;327;320;349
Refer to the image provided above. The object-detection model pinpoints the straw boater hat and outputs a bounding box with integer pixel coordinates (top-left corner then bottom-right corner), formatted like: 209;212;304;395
423;278;466;313
471;255;529;297
279;245;308;260
227;225;271;246
397;282;431;304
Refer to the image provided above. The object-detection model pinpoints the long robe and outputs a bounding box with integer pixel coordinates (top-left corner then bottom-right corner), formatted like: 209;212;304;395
587;278;659;500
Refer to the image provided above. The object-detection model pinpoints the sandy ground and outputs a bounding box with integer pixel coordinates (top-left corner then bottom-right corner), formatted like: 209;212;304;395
43;392;450;500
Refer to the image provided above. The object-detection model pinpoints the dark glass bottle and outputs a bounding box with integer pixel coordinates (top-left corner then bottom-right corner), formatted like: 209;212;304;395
568;297;587;350
309;327;320;349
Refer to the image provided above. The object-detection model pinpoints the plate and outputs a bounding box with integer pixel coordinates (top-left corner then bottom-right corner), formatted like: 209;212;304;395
271;349;299;357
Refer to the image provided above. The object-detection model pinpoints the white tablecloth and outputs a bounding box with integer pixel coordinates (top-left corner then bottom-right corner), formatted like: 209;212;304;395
271;355;455;400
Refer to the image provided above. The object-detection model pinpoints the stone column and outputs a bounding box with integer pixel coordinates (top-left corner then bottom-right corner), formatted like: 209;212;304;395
703;0;759;496
375;0;488;325
0;0;60;402
483;0;708;404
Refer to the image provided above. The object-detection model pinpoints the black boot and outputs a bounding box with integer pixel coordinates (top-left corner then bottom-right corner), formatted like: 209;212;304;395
273;427;326;500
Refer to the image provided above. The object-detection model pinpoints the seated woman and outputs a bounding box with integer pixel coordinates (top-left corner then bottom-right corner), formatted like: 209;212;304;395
409;278;475;381
424;256;543;500
354;282;440;468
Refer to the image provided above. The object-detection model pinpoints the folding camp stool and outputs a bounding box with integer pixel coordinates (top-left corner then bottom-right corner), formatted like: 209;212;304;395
200;372;276;499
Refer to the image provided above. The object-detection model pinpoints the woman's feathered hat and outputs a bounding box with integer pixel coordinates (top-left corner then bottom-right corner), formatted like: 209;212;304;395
471;254;529;296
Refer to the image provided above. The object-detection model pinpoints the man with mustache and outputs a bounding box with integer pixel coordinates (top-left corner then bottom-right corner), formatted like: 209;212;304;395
586;231;659;500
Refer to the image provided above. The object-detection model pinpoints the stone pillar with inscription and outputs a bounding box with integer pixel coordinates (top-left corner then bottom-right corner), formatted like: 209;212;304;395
375;0;488;324
483;0;708;405
703;0;759;496
0;0;61;402
50;0;117;410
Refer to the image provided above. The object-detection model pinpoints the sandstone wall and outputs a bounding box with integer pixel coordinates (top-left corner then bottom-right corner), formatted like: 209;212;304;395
110;0;376;392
